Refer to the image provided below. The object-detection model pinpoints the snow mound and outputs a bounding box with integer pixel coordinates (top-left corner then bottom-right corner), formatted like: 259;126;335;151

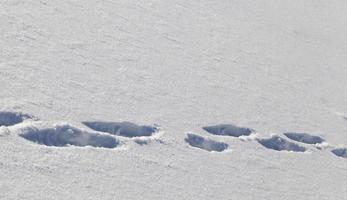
82;121;158;138
185;133;228;152
202;124;253;137
332;148;347;159
19;124;119;148
258;136;306;152
284;132;325;144
0;111;32;127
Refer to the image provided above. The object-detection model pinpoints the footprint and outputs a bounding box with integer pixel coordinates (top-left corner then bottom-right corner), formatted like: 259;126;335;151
134;139;150;145
336;112;347;121
0;111;32;127
20;124;119;148
257;136;306;152
284;132;324;144
332;148;347;159
82;121;158;138
185;133;228;152
202;124;254;137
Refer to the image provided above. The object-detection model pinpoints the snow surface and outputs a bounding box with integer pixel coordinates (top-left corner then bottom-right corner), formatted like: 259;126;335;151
1;0;347;199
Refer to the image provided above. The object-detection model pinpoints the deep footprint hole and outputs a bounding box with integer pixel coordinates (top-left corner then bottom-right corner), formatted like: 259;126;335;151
258;136;306;152
82;121;158;138
203;124;253;137
284;132;324;144
332;148;347;159
0;111;32;127
20;124;119;148
185;133;228;152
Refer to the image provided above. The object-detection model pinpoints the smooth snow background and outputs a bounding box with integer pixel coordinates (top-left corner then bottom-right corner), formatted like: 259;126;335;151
1;0;347;199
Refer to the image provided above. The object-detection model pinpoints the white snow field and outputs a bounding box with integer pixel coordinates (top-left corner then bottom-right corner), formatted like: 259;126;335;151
1;0;347;199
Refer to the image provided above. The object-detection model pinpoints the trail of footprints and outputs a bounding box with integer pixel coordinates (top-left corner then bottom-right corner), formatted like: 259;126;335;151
1;111;347;159
0;111;159;149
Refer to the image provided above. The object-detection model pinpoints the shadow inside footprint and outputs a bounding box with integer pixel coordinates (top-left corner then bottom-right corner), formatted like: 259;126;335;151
332;148;347;159
258;136;306;152
83;121;158;138
20;124;119;148
0;111;31;127
202;124;253;137
284;132;324;144
185;133;228;152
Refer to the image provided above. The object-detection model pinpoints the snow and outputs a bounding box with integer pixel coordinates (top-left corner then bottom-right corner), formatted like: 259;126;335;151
1;0;347;199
